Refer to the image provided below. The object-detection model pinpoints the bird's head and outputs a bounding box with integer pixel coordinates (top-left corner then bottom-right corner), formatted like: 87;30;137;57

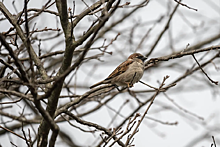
128;53;147;62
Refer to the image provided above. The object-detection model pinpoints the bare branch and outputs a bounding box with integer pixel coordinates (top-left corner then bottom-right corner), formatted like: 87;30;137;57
174;0;198;11
0;125;30;142
192;54;218;85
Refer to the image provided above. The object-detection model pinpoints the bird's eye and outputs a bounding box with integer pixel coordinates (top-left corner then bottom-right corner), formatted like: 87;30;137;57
137;55;143;59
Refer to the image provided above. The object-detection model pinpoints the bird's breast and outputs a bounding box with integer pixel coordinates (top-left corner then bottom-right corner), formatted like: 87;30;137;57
110;61;145;87
127;61;144;71
124;61;144;82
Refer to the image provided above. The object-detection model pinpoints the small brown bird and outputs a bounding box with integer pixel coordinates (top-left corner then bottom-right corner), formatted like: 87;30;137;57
90;53;147;89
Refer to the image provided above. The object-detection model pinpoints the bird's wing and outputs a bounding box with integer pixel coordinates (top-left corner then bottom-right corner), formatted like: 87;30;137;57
104;59;133;81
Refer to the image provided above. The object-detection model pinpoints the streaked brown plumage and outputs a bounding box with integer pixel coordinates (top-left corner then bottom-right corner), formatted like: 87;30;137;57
90;53;147;89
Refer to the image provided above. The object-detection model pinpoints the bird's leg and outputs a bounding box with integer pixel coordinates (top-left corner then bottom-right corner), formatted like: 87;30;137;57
129;83;134;88
125;82;133;88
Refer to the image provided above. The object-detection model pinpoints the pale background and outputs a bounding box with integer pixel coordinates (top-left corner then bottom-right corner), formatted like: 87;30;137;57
0;0;220;146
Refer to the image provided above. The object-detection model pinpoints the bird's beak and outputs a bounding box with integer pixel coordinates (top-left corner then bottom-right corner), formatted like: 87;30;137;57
141;56;148;62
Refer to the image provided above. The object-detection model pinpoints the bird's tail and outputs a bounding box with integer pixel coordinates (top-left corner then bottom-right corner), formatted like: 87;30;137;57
90;81;105;89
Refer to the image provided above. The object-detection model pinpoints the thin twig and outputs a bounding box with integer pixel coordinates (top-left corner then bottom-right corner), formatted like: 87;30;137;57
192;54;218;85
211;136;216;147
174;0;197;11
139;80;176;91
0;98;23;104
65;111;126;147
163;92;204;120
0;125;30;141
145;116;178;125
146;46;220;66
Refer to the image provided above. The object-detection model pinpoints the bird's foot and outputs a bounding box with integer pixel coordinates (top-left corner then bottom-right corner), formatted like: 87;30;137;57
126;82;133;88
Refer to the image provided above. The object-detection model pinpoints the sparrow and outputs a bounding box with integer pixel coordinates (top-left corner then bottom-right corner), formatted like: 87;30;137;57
90;53;147;89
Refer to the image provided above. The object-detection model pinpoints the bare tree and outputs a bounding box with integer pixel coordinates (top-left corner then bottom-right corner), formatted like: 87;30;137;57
0;0;219;147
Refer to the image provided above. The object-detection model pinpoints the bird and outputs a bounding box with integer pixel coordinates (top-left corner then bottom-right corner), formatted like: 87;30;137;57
90;53;147;89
